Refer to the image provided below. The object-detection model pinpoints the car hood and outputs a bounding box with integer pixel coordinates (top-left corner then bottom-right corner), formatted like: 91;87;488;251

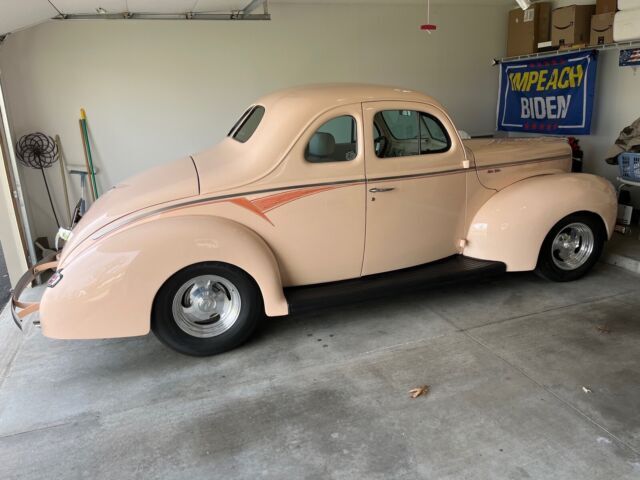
60;156;199;264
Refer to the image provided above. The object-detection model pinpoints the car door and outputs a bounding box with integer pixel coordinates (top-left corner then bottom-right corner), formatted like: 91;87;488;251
250;105;367;287
361;101;468;276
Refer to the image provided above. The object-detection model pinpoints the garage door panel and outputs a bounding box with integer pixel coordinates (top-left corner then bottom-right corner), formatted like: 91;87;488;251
0;0;57;36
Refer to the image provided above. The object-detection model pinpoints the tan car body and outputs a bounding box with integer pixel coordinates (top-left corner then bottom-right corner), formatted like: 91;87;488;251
15;84;617;339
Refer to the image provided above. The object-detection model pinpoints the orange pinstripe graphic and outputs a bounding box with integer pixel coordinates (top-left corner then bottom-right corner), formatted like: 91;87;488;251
252;186;338;213
227;184;359;225
134;183;361;229
228;198;274;226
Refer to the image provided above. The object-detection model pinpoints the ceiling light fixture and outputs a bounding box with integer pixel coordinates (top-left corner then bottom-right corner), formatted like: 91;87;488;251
516;0;531;10
96;7;107;14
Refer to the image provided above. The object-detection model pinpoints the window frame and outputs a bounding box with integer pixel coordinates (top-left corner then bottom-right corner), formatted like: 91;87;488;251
304;114;359;164
227;107;253;137
373;109;452;159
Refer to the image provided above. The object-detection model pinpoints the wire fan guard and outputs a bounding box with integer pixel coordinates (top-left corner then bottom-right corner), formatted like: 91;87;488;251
16;132;58;169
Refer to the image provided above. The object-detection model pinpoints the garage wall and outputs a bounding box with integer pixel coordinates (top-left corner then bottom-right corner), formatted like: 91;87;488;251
0;2;508;241
569;48;640;195
549;0;640;206
0;137;27;286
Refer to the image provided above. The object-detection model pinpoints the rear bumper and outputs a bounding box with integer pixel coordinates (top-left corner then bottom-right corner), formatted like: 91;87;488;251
10;252;58;330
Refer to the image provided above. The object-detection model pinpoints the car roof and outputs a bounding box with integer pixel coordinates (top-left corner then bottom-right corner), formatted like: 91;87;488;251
255;83;443;112
192;84;446;194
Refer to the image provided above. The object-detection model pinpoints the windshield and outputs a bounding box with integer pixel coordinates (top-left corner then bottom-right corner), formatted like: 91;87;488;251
229;106;265;143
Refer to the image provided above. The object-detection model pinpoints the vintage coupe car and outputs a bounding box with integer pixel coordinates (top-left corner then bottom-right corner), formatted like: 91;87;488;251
12;84;617;356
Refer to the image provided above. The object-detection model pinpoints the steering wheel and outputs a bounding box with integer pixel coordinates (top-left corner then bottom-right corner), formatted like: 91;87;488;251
374;135;388;157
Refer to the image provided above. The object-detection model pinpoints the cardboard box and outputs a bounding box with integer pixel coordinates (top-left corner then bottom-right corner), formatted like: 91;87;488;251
597;0;617;14
552;5;596;47
507;2;552;57
591;12;616;45
614;9;640;42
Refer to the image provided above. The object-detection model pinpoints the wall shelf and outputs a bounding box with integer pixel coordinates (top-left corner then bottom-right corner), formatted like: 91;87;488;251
493;40;640;65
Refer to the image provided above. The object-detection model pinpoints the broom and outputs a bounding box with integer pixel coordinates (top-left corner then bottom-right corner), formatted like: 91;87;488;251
79;108;99;199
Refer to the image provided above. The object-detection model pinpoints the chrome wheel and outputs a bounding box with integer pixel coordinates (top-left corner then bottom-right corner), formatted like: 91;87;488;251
171;275;242;338
551;222;595;271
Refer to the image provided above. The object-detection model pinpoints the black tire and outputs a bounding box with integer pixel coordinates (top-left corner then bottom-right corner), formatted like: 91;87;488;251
151;262;263;356
535;212;605;282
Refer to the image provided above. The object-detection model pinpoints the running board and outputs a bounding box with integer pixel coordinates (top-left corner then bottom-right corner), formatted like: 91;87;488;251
285;255;506;315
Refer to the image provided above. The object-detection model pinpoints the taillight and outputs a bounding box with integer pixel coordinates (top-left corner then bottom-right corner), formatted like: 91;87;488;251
47;271;63;288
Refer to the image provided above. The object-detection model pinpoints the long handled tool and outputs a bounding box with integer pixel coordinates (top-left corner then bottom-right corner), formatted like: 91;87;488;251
78;119;95;201
79;108;99;199
55;135;72;226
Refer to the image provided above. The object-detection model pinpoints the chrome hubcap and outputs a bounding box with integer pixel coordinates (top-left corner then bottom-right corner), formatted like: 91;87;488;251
551;222;595;271
172;275;241;338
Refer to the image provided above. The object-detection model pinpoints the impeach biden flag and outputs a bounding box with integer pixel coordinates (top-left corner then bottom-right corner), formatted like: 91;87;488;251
497;51;598;135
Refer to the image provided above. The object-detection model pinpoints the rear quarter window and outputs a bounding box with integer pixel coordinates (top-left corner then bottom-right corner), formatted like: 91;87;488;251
230;106;265;143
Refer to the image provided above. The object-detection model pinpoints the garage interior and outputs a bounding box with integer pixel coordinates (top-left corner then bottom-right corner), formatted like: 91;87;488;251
1;0;640;478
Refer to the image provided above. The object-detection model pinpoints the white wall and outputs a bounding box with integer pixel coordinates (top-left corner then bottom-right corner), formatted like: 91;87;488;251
575;49;640;189
0;137;28;286
0;2;509;241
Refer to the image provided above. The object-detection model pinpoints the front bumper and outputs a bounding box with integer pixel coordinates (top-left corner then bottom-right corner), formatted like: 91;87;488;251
10;252;59;330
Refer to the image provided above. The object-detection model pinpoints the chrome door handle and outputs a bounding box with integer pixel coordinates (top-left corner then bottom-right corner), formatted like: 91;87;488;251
369;187;395;193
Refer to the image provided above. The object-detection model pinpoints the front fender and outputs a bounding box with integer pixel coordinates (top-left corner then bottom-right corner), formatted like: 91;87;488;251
463;173;617;272
40;216;288;339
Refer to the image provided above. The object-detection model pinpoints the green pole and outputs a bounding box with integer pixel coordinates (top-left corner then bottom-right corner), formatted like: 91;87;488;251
80;108;99;199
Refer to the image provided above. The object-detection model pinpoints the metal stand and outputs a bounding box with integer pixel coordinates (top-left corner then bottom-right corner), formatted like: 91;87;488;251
616;177;640;237
617;177;640;193
69;170;90;216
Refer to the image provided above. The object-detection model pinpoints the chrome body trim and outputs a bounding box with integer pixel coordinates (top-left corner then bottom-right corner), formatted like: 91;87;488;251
476;154;569;171
88;157;564;243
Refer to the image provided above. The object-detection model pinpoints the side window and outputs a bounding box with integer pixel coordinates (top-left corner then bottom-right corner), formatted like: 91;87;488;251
381;110;419;141
305;115;358;163
420;114;449;151
231;106;265;143
374;110;451;158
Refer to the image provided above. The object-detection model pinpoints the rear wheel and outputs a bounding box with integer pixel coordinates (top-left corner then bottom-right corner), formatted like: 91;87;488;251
152;262;262;356
535;213;605;282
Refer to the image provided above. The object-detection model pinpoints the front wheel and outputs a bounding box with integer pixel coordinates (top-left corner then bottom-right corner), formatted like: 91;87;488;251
152;262;263;356
535;213;605;282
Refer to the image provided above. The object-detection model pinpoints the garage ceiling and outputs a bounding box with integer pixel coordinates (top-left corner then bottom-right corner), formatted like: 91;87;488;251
0;0;516;37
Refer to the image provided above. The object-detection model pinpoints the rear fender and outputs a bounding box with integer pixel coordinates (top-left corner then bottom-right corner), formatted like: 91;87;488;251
463;173;617;271
40;216;288;339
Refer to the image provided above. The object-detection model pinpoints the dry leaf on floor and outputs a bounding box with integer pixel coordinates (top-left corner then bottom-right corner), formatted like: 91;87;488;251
582;386;592;394
409;385;430;399
596;326;611;334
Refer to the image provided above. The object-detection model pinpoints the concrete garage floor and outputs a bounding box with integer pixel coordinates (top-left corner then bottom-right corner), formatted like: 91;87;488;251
604;229;640;274
1;263;640;479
